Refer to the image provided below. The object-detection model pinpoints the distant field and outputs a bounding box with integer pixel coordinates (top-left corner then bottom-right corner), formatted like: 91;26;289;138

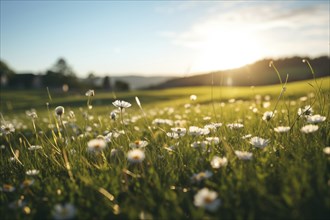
0;77;329;219
1;77;329;114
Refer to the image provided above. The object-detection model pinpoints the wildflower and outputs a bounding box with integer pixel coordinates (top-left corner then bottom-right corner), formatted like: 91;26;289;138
300;124;319;133
20;179;35;188
299;96;308;102
249;136;270;149
206;137;220;145
210;156;228;169
306;114;326;123
55;106;65;117
166;132;179;139
262;111;275;121
152;118;173;126
107;111;116;121
228;98;235;103
274;126;290;133
204;123;222;131
0;184;16;192
203;116;211;121
112;100;132;109
192;170;213;183
87;139;107;153
188;126;210;136
26;169;40;176
52;203;76;220
129;140;149;148
298;105;313;116
227;123;244;130
262;101;271;108
194;188;221;212
85;89;95;97
235;151;253;160
28;145;42;151
190;94;197;101
242;134;252;139
127;149;145;164
191;141;208;149
323;147;330;155
26;109;38;119
170;127;186;136
1;123;15;135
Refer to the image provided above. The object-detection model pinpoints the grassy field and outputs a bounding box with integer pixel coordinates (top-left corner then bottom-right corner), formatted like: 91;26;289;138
0;77;329;219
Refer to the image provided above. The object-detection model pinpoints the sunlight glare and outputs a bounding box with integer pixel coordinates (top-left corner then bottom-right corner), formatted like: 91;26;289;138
191;31;263;73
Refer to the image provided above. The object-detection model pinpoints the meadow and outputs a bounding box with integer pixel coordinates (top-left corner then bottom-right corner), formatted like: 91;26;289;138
0;75;329;219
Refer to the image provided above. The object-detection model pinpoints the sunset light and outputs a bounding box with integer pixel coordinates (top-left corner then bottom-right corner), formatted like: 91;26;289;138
191;30;263;72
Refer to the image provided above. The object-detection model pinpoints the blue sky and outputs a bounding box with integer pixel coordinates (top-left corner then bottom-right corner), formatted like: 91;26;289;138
0;1;329;77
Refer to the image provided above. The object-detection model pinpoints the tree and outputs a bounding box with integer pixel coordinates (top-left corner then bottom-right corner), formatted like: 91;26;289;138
43;58;79;88
0;60;15;87
114;80;130;91
102;76;111;90
51;58;75;77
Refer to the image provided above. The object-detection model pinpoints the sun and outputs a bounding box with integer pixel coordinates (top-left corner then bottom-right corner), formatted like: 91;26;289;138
191;31;263;73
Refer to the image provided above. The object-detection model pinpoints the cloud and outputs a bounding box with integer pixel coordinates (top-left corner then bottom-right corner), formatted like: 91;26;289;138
161;2;329;53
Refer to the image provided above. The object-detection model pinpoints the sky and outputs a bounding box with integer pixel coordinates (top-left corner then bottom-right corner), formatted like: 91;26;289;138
0;0;329;77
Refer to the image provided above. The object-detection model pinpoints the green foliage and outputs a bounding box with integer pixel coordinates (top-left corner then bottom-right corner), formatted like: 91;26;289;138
0;77;329;219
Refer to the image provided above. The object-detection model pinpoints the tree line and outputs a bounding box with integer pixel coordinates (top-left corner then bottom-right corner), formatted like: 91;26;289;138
0;58;130;91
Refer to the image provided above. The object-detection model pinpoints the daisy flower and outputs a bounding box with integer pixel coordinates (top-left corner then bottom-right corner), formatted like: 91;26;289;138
235;151;253;160
227;123;244;130
300;124;319;134
55;106;65;117
170;127;187;136
191;141;208;149
85;89;95;97
306;114;326;123
191;170;213;183
166;132;179;139
26;109;38;119
1;123;15;134
194;188;221;212
129;140;149;148
52;203;76;220
127;149;145;164
242;134;252;139
26;169;40;176
204;123;222;131
206;137;220;145
249;136;270;149
262;111;275;121
87;139;107;153
112;100;131;109
190;94;197;101
188;126;210;136
210;156;228;169
274;126;290;133
298;105;313;116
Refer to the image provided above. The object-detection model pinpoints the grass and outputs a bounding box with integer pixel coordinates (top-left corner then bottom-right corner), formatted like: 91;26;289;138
0;77;329;219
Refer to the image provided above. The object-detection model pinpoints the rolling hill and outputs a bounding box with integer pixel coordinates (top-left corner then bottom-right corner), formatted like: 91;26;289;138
150;56;329;89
